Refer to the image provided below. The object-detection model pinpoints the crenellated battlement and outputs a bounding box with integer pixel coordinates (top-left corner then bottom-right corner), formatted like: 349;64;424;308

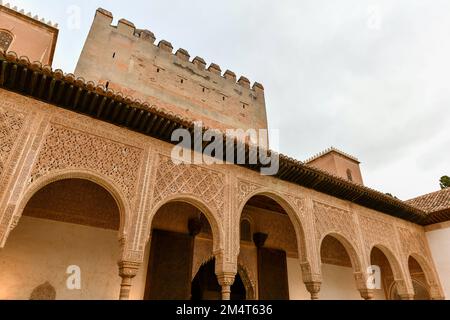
93;7;264;93
0;1;58;28
75;8;268;135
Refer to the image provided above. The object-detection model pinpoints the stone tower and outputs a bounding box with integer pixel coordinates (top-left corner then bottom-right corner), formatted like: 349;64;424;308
305;147;364;185
75;8;268;137
0;1;58;65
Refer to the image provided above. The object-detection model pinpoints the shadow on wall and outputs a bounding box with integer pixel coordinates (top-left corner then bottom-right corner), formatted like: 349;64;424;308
29;281;56;300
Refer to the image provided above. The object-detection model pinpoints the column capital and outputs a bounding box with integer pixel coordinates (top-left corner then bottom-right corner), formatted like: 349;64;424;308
118;260;141;277
253;232;268;248
354;271;376;300
216;272;236;301
304;281;321;300
358;288;375;300
301;262;321;283
216;272;236;287
118;260;141;300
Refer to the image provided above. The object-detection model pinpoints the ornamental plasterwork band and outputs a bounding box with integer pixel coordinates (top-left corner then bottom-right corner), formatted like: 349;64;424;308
29;123;143;201
396;226;442;297
0;103;30;244
313;200;362;272
151;155;226;217
236;178;307;218
359;214;399;256
236;179;262;208
397;226;429;259
0;106;26;183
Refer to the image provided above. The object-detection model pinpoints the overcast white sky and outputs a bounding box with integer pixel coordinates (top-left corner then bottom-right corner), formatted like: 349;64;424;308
8;0;450;200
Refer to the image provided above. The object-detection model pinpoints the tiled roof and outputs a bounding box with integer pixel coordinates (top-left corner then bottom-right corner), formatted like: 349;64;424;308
406;188;450;213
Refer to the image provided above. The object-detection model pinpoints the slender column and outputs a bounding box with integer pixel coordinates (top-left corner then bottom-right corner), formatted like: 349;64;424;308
301;262;322;300
118;261;141;300
354;271;377;300
217;272;236;300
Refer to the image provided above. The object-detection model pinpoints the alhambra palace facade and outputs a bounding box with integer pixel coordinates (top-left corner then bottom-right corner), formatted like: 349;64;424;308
0;4;449;300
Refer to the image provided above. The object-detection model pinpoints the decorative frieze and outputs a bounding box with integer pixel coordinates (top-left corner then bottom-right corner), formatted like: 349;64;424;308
152;155;225;216
30;124;142;200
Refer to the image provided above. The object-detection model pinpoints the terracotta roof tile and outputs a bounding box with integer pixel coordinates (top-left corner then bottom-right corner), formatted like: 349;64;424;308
406;188;450;213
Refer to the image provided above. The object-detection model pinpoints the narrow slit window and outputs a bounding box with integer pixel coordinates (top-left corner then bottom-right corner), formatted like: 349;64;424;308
347;169;353;182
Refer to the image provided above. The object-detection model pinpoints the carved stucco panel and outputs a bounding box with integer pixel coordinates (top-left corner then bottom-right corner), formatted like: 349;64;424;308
237;179;261;208
313;201;362;271
359;214;398;255
151;155;226;217
397;226;443;297
397;226;428;259
0;106;25;182
284;194;306;219
29;123;143;201
0;104;30;245
313;201;358;245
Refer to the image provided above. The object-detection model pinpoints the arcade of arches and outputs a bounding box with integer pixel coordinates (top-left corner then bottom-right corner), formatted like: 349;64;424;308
0;175;442;300
0;3;448;302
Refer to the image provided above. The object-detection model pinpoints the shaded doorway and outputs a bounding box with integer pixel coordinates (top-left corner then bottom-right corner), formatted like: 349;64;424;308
402;256;431;300
0;178;122;300
370;246;401;300
240;194;299;300
191;259;246;300
143;201;216;300
319;235;361;300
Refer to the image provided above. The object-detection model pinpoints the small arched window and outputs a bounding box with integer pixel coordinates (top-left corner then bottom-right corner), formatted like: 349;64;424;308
0;30;13;51
240;219;252;242
346;169;353;182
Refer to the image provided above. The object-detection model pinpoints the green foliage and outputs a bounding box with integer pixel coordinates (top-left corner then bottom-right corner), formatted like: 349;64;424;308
385;193;399;199
440;176;450;189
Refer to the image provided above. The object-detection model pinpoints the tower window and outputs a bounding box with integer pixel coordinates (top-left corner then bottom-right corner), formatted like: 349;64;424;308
346;169;353;182
0;30;13;51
